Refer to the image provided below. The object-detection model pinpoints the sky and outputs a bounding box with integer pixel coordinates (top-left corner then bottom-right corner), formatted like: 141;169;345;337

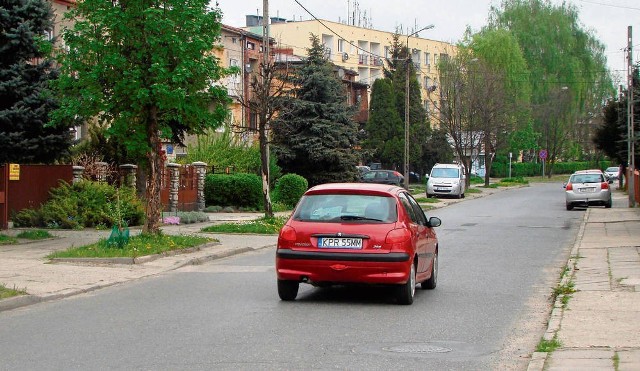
216;0;640;83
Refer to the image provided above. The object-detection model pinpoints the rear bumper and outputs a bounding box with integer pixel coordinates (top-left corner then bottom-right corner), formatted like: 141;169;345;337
276;250;411;284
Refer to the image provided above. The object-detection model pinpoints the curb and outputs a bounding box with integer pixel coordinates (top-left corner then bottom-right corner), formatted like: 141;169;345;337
526;208;589;371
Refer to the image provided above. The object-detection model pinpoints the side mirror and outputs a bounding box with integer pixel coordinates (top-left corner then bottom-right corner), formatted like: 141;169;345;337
428;216;441;228
563;182;567;189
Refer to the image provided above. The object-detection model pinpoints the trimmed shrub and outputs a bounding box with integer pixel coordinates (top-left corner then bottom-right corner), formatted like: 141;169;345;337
204;173;262;209
13;181;145;229
273;173;308;208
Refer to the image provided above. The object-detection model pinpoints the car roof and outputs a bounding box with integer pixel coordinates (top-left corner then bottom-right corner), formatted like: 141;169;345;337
574;169;603;174
305;182;402;196
432;163;462;168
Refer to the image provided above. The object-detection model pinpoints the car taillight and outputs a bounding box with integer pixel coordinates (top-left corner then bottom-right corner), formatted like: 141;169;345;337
385;228;411;244
566;183;573;191
279;225;297;242
393;171;402;177
601;182;609;190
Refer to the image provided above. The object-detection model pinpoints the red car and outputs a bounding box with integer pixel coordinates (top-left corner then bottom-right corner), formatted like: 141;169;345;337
276;183;441;305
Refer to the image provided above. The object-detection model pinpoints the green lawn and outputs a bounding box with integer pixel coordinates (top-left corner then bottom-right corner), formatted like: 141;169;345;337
201;216;287;235
47;233;214;259
0;284;26;299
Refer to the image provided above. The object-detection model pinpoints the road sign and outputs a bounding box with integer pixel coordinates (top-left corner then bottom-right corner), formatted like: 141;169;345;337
539;149;548;160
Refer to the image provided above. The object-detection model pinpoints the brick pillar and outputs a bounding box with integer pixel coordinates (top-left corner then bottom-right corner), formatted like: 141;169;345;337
192;162;207;211
167;163;181;213
119;164;138;188
72;166;84;184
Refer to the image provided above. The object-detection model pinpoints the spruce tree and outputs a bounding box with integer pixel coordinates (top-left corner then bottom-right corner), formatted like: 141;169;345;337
0;0;71;163
364;78;403;168
272;34;360;186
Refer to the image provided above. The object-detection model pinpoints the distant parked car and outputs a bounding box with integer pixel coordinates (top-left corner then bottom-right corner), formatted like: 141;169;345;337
360;170;404;186
604;166;620;181
426;163;465;198
356;165;370;177
564;170;612;210
275;182;442;305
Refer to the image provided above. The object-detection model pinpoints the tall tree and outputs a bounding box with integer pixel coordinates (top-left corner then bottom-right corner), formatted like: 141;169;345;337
271;34;359;186
53;0;231;234
381;32;430;175
0;0;72;163
467;28;531;184
364;78;403;168
488;0;614;174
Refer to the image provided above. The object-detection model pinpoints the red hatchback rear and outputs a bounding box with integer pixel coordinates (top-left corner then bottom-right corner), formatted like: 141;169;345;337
276;183;441;305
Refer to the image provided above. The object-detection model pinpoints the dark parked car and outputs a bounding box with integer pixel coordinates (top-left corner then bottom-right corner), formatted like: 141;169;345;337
275;183;442;305
360;170;404;186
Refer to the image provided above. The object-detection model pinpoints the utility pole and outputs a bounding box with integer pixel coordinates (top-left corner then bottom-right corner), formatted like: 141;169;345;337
627;26;635;207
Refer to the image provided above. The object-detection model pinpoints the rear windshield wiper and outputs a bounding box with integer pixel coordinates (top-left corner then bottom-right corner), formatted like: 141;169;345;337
340;215;383;222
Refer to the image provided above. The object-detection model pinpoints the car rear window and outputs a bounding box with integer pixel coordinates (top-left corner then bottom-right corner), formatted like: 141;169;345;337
293;194;398;223
571;174;604;183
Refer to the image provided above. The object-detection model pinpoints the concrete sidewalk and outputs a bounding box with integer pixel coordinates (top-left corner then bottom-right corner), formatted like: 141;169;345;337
528;190;640;371
0;214;278;312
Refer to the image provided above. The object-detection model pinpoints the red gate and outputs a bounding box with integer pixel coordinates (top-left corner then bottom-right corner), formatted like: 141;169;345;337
0;164;73;229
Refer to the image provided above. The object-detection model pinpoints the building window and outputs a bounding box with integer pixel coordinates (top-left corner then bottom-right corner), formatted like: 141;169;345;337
424;100;430;113
425;52;430;65
433;54;439;65
249;112;258;131
247;41;255;50
338;39;344;52
231;37;237;44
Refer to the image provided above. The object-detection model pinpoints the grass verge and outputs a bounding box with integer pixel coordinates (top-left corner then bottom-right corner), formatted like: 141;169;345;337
414;197;441;203
201;216;287;235
0;234;18;245
16;230;54;240
47;233;214;259
466;188;482;194
497;177;529;187
0;284;27;299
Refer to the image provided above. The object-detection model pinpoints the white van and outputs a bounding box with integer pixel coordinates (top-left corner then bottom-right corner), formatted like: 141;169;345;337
426;163;466;198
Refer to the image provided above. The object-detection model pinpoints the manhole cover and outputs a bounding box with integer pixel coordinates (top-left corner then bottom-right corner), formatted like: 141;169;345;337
383;344;452;354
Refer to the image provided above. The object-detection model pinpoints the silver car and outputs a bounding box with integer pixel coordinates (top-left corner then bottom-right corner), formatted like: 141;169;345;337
604;166;620;181
564;170;612;210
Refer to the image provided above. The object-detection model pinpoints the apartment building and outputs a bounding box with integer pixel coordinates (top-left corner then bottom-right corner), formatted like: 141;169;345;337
243;16;456;121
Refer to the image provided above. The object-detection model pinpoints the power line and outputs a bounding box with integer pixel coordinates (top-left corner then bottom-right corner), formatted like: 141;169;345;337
577;0;640;11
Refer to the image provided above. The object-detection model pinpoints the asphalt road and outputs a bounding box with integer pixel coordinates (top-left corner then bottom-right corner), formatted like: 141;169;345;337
0;182;582;370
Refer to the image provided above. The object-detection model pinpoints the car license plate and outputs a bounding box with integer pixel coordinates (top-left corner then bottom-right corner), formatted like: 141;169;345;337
435;187;447;191
580;187;596;193
317;237;363;249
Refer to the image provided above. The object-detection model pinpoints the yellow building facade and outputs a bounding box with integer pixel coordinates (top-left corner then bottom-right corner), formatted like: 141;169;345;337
245;19;456;121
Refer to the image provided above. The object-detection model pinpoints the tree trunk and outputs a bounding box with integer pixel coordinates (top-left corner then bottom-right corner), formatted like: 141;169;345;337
143;105;163;234
259;116;273;218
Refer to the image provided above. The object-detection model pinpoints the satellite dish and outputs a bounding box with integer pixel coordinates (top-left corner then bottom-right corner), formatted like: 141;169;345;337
342;52;349;61
337;68;345;79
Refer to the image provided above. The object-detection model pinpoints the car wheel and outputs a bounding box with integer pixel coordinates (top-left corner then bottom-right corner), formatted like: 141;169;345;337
397;263;416;305
605;197;612;208
277;279;299;301
461;192;465;199
566;203;574;211
421;251;438;290
426;193;432;198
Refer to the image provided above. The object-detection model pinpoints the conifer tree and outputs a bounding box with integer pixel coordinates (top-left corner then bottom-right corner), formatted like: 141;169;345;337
271;34;359;186
0;0;71;163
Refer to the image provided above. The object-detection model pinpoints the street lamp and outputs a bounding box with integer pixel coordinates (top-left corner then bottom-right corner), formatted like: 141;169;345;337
405;24;434;189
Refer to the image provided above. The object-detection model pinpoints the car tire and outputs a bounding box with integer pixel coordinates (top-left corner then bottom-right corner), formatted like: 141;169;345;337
426;193;432;198
605;197;612;208
461;192;465;199
397;263;416;305
566;203;574;211
277;279;299;301
421;251;438;290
